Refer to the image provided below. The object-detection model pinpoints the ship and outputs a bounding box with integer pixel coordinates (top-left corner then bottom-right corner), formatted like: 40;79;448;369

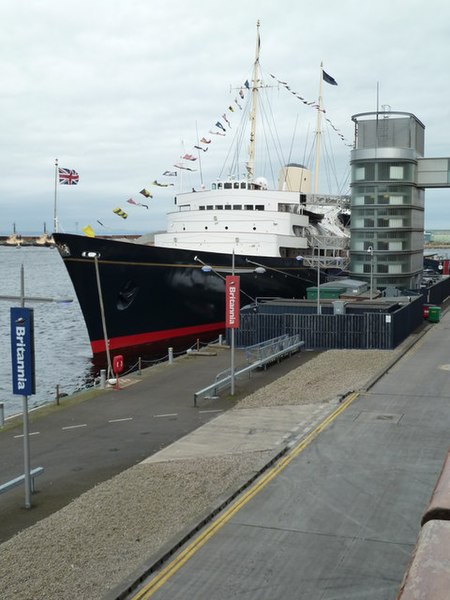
34;222;55;247
5;223;24;247
53;22;351;369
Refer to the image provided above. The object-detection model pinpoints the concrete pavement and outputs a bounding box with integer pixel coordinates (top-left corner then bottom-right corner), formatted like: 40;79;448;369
0;344;318;543
118;314;450;600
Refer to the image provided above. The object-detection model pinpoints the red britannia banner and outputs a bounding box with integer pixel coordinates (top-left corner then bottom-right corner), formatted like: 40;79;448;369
225;276;240;329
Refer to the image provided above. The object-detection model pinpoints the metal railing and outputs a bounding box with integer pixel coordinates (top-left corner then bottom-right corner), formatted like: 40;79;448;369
0;467;44;496
193;334;304;406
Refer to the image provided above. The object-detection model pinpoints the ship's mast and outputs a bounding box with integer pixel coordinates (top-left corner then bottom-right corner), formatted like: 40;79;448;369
313;62;324;194
246;20;261;181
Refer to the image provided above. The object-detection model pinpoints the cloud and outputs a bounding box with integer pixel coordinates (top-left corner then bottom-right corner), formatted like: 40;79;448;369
1;0;450;234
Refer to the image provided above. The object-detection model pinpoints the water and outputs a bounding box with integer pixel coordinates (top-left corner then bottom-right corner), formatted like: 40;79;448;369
0;246;95;418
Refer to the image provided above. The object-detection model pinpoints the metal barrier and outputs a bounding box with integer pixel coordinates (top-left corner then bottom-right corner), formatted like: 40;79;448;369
245;334;291;363
193;335;304;406
236;297;427;351
0;467;44;495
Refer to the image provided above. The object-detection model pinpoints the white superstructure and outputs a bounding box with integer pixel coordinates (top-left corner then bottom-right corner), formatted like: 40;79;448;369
154;176;349;260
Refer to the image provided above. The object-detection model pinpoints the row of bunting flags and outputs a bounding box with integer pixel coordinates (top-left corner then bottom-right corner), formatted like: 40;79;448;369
62;82;253;236
268;71;352;147
58;69;349;237
172;81;250;172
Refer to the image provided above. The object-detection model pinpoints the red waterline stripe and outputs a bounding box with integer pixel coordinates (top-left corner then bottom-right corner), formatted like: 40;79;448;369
90;322;225;353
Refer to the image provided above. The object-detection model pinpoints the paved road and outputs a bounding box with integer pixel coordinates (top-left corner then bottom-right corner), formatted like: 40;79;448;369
0;346;317;543
127;315;450;599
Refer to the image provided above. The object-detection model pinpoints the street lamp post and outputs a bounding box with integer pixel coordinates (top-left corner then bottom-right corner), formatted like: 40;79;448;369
230;250;236;395
367;246;374;300
316;246;321;315
82;251;112;379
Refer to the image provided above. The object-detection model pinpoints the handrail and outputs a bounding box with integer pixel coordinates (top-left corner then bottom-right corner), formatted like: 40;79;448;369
194;336;304;406
0;466;44;495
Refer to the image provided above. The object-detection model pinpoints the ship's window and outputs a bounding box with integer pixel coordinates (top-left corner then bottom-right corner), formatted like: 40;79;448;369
225;226;228;230
244;205;253;210
205;226;208;230
225;182;232;189
225;205;231;210
253;226;256;231
217;183;223;189
206;205;213;210
240;182;247;189
199;206;205;210
234;182;239;189
212;183;217;190
255;205;264;211
215;205;223;210
233;205;242;210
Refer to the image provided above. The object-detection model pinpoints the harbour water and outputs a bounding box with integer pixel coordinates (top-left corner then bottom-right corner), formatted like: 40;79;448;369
0;246;95;418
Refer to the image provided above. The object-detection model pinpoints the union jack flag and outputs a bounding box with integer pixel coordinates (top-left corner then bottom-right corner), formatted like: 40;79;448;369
58;168;79;185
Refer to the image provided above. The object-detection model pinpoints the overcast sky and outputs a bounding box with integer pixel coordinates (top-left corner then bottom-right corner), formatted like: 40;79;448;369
1;0;450;235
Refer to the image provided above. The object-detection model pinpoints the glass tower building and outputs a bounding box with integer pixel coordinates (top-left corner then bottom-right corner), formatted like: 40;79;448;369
349;110;425;291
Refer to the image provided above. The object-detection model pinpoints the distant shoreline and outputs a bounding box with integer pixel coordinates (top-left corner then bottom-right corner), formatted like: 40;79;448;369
0;234;141;246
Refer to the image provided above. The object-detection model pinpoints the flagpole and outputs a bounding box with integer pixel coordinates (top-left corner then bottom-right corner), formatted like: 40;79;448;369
195;121;204;187
53;158;59;233
179;140;184;193
314;62;324;194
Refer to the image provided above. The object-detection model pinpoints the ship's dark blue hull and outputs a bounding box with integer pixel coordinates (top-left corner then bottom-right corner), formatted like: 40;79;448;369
53;233;323;358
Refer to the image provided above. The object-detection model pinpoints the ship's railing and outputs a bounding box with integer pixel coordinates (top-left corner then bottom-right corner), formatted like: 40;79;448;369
300;233;350;270
304;193;351;208
193;334;304;406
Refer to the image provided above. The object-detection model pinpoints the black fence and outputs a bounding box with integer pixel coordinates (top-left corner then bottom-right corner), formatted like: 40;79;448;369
421;275;450;305
235;284;448;351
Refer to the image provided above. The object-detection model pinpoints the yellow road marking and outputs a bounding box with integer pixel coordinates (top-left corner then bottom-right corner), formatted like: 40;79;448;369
131;391;359;599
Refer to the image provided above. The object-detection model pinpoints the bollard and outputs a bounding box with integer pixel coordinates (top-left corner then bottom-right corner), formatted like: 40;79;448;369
100;369;106;389
219;334;223;346
138;357;142;376
0;402;4;427
56;384;60;406
168;347;173;364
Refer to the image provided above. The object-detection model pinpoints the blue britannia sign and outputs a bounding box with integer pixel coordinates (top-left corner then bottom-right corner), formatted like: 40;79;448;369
11;307;36;396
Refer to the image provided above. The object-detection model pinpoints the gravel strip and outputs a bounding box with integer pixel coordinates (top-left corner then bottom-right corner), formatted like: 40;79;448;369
0;348;401;599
